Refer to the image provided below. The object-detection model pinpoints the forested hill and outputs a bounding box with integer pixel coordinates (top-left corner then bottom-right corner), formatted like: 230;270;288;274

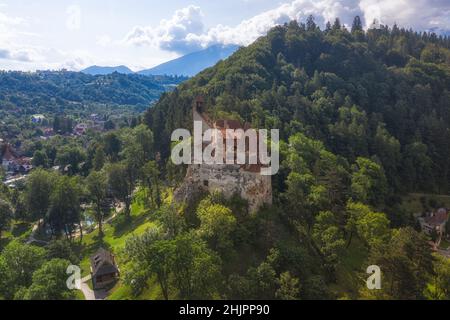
146;18;450;196
0;71;188;113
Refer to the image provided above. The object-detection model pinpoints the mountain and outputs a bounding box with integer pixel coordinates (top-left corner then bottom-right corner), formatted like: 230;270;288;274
148;23;450;190
138;44;240;77
81;65;134;75
81;45;239;77
143;22;450;299
0;71;187;114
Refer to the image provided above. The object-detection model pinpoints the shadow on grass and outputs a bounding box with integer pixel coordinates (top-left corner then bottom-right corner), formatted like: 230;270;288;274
0;237;11;251
11;222;32;238
112;212;149;239
75;234;112;261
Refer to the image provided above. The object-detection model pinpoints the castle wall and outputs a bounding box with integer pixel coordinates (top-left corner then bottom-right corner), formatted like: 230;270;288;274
173;101;272;213
187;164;272;213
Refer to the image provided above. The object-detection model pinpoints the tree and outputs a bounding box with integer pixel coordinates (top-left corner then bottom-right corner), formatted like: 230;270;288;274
0;198;12;239
147;240;175;300
306;15;316;31
0;241;46;299
312;211;345;280
172;233;222;299
86;171;108;236
355;209;391;248
106;162;133;217
197;198;237;252
157;205;185;239
142;160;161;208
345;202;390;248
103;132;121;162
126;229;175;300
20;259;74;300
351;157;388;208
365;228;434;300
46;239;79;264
124;229;221;300
55;146;86;175
332;18;342;31
92;145;106;171
276;272;301;300
123;226;164;297
32;150;49;168
351;16;363;33
24;169;55;223
247;262;278;299
132;124;154;164
47;175;82;239
426;255;450;300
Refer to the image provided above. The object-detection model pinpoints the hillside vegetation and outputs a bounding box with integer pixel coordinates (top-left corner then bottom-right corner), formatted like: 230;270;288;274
142;17;450;299
1;17;449;301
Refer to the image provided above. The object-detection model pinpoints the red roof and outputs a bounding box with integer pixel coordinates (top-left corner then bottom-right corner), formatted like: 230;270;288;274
424;209;448;226
2;144;18;161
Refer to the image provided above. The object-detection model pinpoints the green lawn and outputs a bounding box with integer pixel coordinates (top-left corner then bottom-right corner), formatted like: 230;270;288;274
0;221;33;250
107;277;164;300
402;193;450;215
76;189;165;301
439;238;450;250
74;289;86;300
78;199;157;277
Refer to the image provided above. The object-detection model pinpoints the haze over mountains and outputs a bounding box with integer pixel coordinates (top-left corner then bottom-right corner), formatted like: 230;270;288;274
81;44;239;77
81;65;134;75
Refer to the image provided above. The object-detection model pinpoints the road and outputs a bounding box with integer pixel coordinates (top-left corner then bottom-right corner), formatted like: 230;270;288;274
79;275;108;300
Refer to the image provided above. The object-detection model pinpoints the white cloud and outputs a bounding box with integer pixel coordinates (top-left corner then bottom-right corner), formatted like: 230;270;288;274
124;0;450;54
66;4;81;31
96;35;112;47
124;5;205;53
0;7;37;63
0;48;33;61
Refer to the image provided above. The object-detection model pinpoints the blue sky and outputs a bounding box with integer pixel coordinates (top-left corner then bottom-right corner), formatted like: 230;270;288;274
0;0;449;71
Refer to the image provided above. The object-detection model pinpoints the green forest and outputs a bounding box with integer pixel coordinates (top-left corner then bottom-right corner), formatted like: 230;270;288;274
144;17;450;299
0;17;449;300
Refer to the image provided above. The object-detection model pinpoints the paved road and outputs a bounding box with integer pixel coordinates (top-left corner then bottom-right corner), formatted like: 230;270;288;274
26;220;49;245
437;248;450;258
79;275;108;300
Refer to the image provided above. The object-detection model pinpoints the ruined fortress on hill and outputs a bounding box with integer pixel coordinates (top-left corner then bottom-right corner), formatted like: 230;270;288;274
174;97;272;213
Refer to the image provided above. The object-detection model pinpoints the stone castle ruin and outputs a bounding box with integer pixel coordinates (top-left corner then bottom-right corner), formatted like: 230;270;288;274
174;96;272;213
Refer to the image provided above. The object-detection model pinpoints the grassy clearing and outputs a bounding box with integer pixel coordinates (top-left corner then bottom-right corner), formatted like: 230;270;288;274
78;199;157;276
74;290;86;300
401;193;450;215
0;221;32;250
76;188;164;300
439;238;450;250
107;276;164;300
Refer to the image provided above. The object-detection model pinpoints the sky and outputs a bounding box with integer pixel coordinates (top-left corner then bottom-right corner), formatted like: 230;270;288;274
0;0;449;72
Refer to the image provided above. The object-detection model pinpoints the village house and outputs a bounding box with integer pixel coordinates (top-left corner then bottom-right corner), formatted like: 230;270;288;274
419;208;449;236
74;123;90;135
1;143;33;174
31;114;46;124
73;120;104;136
43;127;54;137
1;143;17;172
174;96;272;213
90;248;120;290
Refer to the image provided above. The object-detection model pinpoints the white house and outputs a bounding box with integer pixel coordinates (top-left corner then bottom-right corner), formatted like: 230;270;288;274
31;114;46;124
